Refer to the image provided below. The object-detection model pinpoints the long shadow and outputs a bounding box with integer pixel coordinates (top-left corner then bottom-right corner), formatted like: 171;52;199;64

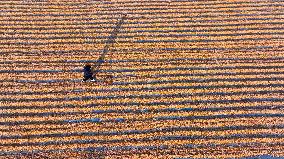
3;124;284;140
1;111;284;126
3;131;284;147
92;14;127;78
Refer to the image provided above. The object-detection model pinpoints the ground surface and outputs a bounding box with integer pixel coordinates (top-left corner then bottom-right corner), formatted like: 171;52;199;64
1;0;284;158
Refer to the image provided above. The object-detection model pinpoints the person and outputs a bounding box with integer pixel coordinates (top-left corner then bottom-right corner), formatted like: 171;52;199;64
82;64;96;82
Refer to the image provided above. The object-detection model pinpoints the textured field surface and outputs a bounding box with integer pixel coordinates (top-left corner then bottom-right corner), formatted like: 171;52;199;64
1;0;284;158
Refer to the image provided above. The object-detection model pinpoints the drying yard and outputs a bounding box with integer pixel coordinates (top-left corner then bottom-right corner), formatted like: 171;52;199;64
1;0;284;158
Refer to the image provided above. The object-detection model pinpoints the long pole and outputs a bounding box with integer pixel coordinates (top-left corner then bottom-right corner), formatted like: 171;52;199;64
92;14;127;77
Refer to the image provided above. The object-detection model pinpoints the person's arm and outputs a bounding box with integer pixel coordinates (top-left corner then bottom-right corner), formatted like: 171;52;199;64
91;66;97;74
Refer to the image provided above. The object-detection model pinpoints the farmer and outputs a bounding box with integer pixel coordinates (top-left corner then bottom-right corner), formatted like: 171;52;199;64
82;64;96;82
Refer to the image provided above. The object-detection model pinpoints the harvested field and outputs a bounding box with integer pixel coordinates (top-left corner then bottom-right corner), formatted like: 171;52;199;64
1;0;284;158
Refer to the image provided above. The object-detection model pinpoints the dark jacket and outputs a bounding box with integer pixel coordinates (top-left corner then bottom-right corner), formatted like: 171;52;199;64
83;65;93;78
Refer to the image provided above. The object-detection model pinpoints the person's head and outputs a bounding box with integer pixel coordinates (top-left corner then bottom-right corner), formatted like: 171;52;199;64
84;64;91;69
